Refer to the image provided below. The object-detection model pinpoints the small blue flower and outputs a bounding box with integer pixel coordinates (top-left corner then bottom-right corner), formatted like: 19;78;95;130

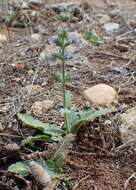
48;35;59;45
65;48;73;60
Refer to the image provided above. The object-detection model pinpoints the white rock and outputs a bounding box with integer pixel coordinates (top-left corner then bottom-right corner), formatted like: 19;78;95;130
103;23;120;34
0;33;7;42
119;107;136;142
110;9;121;17
84;84;117;106
21;1;29;9
31;33;41;42
0;123;4;131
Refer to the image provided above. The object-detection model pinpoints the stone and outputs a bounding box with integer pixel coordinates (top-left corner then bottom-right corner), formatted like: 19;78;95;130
83;84;117;106
21;1;29;9
111;67;131;76
110;9;121;17
31;33;41;42
31;10;39;17
0;123;4;131
25;85;44;96
50;2;80;13
48;35;58;45
128;19;136;29
29;0;43;6
20;0;44;9
119;107;136;142
67;4;82;19
83;13;93;23
51;3;68;13
0;33;7;42
0;106;7;113
103;23;120;34
31;100;54;115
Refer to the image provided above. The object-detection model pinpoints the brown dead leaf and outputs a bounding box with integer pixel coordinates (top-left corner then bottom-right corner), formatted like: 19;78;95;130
4;143;20;152
12;63;26;70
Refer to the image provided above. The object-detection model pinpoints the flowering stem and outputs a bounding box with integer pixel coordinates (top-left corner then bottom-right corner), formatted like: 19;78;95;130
61;47;70;133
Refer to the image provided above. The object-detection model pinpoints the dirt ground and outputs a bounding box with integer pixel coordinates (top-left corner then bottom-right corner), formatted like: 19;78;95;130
0;0;136;189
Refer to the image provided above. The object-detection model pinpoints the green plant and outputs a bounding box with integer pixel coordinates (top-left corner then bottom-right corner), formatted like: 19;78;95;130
55;30;110;134
8;162;29;177
8;30;112;184
56;30;71;134
84;31;103;46
58;12;72;22
8;159;61;178
53;71;72;83
1;7;25;27
18;113;65;146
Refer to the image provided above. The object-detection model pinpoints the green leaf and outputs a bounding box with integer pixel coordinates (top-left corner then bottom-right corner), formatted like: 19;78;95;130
69;108;112;133
78;108;111;122
56;30;70;49
18;113;65;137
67;107;79;131
53;71;72;83
58;30;68;41
8;158;63;178
1;15;12;24
8;162;29;177
45;135;75;179
56;52;66;61
84;31;103;46
58;12;72;22
53;71;62;82
59;177;73;190
31;159;62;178
65;73;72;82
45;159;63;178
22;135;51;146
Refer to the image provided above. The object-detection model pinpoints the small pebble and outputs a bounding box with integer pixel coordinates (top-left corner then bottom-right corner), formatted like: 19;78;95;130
103;23;120;34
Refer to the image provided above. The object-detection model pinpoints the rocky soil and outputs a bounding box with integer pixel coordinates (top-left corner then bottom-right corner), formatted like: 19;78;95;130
0;0;136;189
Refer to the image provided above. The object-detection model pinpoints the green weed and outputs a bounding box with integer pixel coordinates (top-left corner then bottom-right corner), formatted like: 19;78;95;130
8;30;111;188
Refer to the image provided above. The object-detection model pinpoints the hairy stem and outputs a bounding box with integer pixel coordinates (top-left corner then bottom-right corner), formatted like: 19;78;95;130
61;47;70;133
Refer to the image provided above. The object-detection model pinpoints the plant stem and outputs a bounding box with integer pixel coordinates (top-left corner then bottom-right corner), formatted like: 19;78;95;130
62;48;70;133
52;134;75;161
